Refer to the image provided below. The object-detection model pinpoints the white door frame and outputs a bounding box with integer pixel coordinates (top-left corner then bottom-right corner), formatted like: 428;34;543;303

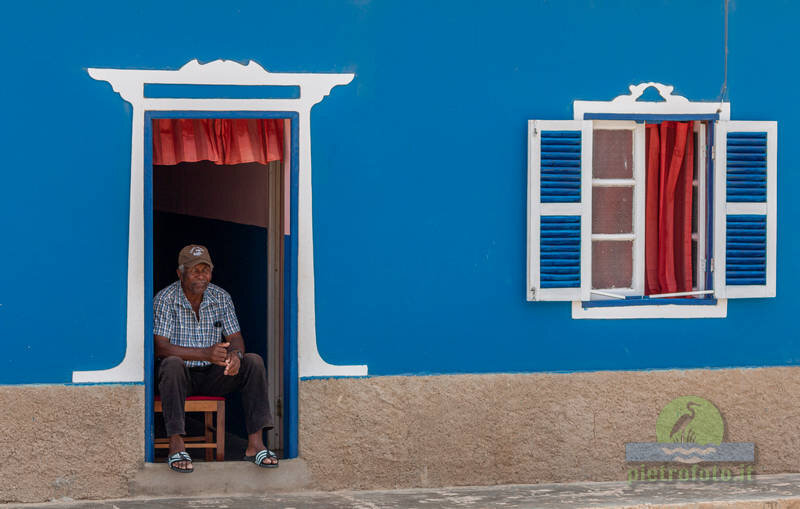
75;59;368;383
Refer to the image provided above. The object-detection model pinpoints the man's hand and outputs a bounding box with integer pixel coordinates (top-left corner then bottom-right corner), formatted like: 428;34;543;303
224;351;241;376
206;342;230;366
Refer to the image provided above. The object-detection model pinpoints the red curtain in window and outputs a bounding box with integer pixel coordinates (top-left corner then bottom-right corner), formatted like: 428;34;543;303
152;118;284;166
645;121;694;295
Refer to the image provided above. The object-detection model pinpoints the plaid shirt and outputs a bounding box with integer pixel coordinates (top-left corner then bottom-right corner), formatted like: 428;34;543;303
153;281;240;367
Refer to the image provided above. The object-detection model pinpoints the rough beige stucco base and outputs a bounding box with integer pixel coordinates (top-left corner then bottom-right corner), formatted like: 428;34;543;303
299;368;800;490
0;385;143;503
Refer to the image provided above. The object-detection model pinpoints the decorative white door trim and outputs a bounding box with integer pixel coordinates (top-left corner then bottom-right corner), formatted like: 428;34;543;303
75;59;368;382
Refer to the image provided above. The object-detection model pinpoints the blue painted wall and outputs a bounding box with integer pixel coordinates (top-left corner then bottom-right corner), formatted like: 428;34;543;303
1;1;797;383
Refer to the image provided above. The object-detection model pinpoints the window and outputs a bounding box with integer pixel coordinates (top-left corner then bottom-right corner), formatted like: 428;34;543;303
527;83;776;319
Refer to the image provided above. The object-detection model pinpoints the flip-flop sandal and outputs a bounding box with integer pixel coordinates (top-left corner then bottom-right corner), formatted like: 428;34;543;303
168;451;194;473
244;449;279;468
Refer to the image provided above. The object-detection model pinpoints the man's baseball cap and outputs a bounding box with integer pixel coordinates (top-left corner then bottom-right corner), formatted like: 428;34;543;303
178;244;214;270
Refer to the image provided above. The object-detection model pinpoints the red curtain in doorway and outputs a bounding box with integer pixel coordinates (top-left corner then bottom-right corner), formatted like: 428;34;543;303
644;121;694;295
153;118;284;166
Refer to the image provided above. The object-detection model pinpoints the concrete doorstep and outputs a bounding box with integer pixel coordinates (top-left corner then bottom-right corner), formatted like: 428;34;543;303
129;458;314;497
7;472;800;508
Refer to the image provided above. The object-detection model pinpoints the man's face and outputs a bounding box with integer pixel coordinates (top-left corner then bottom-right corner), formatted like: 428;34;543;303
179;263;212;295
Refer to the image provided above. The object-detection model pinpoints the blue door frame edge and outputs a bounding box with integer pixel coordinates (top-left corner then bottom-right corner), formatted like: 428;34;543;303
143;110;300;462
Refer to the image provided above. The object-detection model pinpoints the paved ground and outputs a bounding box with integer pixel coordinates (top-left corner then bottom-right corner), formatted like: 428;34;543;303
7;474;800;509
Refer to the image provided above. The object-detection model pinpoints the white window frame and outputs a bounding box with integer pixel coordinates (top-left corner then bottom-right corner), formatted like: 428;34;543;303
693;121;708;293
589;121;645;297
570;82;728;319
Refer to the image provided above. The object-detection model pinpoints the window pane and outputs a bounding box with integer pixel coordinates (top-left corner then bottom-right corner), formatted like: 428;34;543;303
592;240;633;289
593;130;633;179
592;186;633;234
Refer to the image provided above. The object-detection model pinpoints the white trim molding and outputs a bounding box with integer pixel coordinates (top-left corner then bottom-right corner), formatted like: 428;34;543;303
574;82;730;120
75;59;368;382
572;299;727;319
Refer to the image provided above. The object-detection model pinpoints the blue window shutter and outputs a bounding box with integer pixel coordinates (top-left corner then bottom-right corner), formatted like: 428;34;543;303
540;131;581;203
725;215;767;286
528;120;592;301
714;121;777;299
726;132;767;203
540;216;581;288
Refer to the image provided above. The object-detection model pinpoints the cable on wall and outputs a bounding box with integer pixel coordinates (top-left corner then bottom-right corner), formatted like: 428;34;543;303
719;0;730;102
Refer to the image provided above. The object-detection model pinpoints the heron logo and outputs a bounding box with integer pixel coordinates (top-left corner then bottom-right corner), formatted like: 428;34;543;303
656;396;724;446
625;395;755;482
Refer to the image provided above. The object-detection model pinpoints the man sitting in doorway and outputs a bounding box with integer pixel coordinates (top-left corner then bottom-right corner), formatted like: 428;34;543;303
154;244;278;473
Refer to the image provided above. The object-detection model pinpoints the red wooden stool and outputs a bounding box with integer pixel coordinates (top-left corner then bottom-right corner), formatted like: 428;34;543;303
154;396;225;461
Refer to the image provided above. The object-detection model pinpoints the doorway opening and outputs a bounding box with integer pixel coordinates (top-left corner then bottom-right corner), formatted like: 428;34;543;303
148;116;291;461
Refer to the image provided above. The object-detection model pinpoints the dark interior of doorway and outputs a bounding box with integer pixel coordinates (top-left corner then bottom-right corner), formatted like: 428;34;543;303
151;156;285;461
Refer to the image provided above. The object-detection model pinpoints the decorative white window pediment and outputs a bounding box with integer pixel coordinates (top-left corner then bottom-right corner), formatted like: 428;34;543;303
573;82;730;119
